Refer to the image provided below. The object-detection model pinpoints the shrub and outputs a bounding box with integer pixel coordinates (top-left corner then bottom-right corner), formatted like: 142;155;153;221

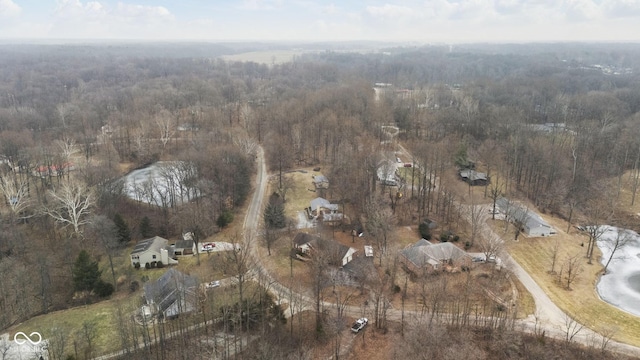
133;262;141;269
141;275;149;283
440;233;449;242
453;235;460;242
464;241;472;250
145;262;151;269
150;261;157;268
157;261;164;268
217;210;234;228
418;222;432;240
393;284;401;293
94;280;115;298
129;281;140;293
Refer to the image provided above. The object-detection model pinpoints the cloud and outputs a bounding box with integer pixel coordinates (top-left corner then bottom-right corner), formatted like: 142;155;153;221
366;4;415;19
49;1;175;38
561;0;600;21
54;0;105;19
239;0;284;11
0;0;21;18
114;2;173;22
54;1;172;22
603;0;640;17
323;3;339;15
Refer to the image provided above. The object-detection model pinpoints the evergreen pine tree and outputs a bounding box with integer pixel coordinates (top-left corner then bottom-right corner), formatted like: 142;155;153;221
139;216;154;238
264;202;286;229
72;250;102;292
113;213;131;244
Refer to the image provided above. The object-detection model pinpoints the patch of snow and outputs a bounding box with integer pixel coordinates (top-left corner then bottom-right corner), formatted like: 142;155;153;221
596;225;640;316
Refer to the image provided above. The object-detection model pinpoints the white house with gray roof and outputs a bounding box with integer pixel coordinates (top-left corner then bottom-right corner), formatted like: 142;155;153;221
131;236;179;267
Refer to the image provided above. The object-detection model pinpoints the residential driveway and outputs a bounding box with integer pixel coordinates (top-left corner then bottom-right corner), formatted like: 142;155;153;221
198;241;240;254
296;211;316;229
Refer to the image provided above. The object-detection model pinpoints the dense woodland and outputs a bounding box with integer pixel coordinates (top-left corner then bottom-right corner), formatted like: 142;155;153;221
1;42;640;359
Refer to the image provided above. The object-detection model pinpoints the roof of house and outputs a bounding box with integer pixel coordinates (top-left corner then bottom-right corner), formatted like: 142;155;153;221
377;160;397;182
313;175;328;184
144;268;198;316
310;197;339;211
401;240;469;268
293;232;320;246
174;240;194;250
342;255;376;281
496;197;552;231
459;169;488;181
132;236;168;255
293;232;353;266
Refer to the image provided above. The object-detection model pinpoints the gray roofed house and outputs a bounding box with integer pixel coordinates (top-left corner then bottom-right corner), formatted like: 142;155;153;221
309;197;343;223
143;268;198;319
459;169;489;186
312;175;329;189
173;239;196;256
400;240;471;273
496;197;555;237
377;160;398;186
131;236;179;267
293;232;356;267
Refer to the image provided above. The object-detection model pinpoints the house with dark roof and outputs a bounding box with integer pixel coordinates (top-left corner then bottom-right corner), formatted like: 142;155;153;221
459;169;489;186
400;240;471;273
173;239;196;256
293;232;356;267
131;236;179;267
496;197;555;237
143;268;198;319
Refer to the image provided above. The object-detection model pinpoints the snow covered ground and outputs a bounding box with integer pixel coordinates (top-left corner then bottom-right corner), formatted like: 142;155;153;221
123;161;199;206
596;225;640;316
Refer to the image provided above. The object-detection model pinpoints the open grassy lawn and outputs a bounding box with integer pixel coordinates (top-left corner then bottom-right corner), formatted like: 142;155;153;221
504;214;640;346
10;294;140;357
275;168;325;220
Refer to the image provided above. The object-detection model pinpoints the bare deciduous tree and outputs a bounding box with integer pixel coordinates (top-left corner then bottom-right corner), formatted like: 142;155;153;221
0;172;32;220
562;253;583;290
549;238;560;274
156;109;176;148
42;180;94;238
563;313;584;342
602;228;632;274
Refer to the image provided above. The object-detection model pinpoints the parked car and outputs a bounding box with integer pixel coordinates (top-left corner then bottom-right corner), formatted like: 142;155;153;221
472;256;484;263
206;280;221;289
351;318;368;333
202;243;215;251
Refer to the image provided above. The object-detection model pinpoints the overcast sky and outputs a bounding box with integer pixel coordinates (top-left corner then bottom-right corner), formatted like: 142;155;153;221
1;0;639;43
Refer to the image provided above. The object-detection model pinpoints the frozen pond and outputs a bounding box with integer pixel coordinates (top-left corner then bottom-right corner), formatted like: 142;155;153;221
595;226;640;316
124;161;199;207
